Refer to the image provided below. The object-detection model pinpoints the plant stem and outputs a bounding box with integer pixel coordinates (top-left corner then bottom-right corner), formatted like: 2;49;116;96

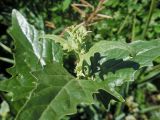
138;73;160;85
2;117;6;120
125;82;130;96
0;57;14;64
0;42;12;54
137;65;160;84
117;15;129;34
115;113;125;120
140;105;160;113
115;103;122;117
142;0;156;39
131;16;136;41
145;64;160;73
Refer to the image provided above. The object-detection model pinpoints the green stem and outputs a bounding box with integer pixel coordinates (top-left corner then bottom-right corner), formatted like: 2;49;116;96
117;15;129;34
145;64;160;73
115;102;122;117
137;65;160;84
2;116;7;120
125;82;130;96
142;0;157;39
0;43;12;54
0;57;14;64
115;113;125;120
131;16;136;41
140;105;160;113
138;73;160;85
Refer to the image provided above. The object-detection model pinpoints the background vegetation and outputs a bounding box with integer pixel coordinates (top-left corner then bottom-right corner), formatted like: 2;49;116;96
0;0;160;120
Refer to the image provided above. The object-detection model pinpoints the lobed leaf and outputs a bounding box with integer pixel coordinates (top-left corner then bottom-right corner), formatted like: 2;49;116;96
15;63;124;120
0;9;159;120
0;9;63;104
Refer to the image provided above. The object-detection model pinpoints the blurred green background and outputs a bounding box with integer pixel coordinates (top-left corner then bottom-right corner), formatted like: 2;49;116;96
0;0;160;120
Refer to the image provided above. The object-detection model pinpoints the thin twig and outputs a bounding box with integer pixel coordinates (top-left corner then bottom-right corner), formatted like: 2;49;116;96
71;4;86;17
71;0;112;26
80;0;94;10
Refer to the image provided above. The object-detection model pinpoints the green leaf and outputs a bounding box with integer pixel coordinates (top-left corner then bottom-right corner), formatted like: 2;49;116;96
81;40;160;83
0;10;124;119
0;9;63;102
130;40;160;67
62;0;71;11
1;9;160;120
80;40;160;107
15;63;124;120
83;40;135;64
76;40;136;77
43;34;71;51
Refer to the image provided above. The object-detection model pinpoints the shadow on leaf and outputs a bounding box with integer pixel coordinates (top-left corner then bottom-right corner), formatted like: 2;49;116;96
83;52;140;80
